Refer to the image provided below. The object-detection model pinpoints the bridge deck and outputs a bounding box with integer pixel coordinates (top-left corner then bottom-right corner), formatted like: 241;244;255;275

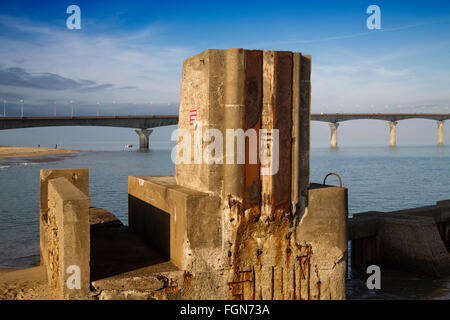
0;114;449;130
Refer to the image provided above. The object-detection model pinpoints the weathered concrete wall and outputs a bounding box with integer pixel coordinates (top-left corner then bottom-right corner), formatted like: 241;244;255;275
379;215;449;276
47;177;90;299
128;49;348;300
349;203;450;277
128;176;221;270
40;168;89;268
126;182;347;300
222;183;347;300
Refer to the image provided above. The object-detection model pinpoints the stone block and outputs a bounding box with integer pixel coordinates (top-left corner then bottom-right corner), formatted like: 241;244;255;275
39;168;88;267
47;177;90;299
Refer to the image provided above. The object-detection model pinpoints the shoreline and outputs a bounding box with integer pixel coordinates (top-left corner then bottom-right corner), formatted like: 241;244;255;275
0;146;89;166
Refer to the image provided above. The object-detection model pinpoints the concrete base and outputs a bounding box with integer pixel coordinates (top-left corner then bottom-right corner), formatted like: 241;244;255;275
135;129;153;150
127;177;348;300
349;202;450;277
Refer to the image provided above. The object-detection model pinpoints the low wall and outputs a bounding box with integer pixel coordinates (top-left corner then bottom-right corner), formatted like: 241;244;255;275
47;177;90;299
40;168;89;268
40;169;91;299
349;201;450;276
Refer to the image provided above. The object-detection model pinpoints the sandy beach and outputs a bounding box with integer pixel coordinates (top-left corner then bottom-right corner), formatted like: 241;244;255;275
0;266;52;300
0;146;81;161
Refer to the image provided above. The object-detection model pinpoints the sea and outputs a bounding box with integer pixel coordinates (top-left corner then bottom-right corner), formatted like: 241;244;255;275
0;125;449;299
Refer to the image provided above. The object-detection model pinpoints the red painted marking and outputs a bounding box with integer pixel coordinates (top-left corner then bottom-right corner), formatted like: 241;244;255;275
189;109;197;126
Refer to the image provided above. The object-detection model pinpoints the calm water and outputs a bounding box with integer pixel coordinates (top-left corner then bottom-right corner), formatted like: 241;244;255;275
0;126;449;299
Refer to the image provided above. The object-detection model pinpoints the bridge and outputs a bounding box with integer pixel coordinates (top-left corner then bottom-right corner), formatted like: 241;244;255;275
0;113;449;149
312;113;450;147
0;115;178;150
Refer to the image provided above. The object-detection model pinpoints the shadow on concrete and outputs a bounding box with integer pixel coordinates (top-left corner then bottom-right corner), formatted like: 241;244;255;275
89;208;171;281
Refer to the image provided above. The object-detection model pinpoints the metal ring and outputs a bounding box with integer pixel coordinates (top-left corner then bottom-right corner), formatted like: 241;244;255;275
323;173;343;188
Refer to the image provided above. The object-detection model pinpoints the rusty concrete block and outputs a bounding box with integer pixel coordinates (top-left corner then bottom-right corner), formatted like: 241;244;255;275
127;49;350;300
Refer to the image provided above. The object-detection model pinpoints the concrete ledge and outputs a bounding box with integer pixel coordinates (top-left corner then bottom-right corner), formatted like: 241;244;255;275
437;200;450;206
392;205;450;224
128;176;221;270
348;212;382;241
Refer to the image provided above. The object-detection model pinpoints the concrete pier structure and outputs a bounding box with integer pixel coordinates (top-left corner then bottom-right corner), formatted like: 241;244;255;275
329;122;339;148
127;49;348;300
437;120;444;146
135;128;153;150
349;201;450;277
389;120;398;147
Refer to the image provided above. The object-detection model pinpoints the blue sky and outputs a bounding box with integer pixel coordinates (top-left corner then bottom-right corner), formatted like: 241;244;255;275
0;0;449;119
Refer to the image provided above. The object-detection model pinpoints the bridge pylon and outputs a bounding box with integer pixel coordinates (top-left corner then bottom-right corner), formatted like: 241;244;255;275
135;128;153;150
329;122;339;148
389;121;398;147
437;120;444;146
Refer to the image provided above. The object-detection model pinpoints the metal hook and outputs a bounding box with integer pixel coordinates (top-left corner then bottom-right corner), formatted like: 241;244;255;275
323;172;342;188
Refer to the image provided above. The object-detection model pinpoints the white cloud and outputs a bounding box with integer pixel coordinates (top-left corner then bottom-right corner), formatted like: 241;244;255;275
0;15;195;108
372;67;408;77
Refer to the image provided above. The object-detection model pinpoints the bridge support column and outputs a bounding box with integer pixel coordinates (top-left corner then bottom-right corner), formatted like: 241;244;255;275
437;120;444;146
389;121;398;147
329;122;339;148
135;129;153;150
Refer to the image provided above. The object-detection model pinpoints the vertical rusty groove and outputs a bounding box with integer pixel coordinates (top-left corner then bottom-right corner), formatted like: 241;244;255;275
252;267;256;300
292;265;296;300
297;247;312;300
317;281;321;300
271;266;275;300
243;50;262;210
228;50;262;300
307;261;311;300
272;51;293;212
298;264;302;300
298;54;311;217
